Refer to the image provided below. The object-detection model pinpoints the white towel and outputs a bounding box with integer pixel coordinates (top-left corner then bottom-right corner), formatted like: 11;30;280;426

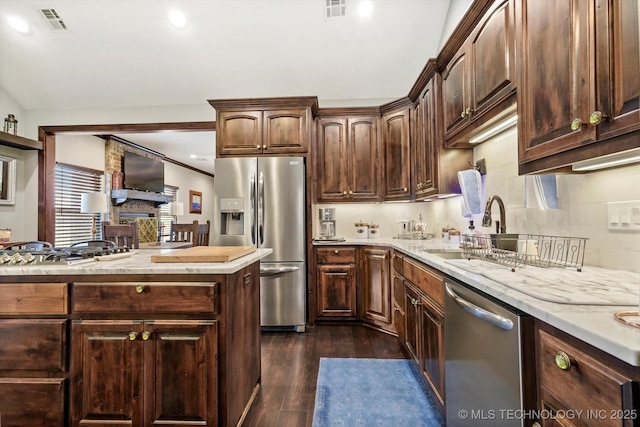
525;175;559;209
457;169;484;217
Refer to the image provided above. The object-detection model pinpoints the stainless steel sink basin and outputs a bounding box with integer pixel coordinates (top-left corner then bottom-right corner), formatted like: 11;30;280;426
422;250;464;260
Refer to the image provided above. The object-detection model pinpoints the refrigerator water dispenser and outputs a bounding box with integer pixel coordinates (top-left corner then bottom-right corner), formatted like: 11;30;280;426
220;197;245;235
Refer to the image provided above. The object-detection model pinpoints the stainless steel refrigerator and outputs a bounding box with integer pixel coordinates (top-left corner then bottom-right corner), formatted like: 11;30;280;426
212;157;306;332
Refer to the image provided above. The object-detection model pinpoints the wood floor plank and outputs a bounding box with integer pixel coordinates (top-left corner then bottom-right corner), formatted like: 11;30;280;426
242;324;407;427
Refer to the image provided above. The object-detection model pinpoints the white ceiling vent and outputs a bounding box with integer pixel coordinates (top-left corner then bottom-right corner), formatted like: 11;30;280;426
40;9;68;30
325;0;346;18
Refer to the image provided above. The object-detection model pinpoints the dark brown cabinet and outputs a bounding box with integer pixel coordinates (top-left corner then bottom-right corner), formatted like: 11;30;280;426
535;321;640;427
412;77;436;198
441;0;517;146
209;97;318;157
71;320;217;426
360;247;393;332
516;0;640;173
419;295;445;407
0;283;68;427
381;103;412;201
316;112;380;202
316;247;357;318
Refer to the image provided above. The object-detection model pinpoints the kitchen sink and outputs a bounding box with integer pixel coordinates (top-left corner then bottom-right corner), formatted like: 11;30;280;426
421;250;464;260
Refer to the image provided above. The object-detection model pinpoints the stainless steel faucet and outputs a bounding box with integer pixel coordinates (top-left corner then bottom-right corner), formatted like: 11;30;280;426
482;195;507;233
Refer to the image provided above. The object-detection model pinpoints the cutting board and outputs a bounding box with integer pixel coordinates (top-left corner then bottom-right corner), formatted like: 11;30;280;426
151;245;256;263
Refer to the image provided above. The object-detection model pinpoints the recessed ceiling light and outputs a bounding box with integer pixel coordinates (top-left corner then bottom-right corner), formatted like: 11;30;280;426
8;16;30;34
168;9;187;28
189;154;197;158
358;0;373;18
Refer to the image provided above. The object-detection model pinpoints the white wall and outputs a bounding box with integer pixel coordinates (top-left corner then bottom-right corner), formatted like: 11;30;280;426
165;162;215;225
437;0;474;51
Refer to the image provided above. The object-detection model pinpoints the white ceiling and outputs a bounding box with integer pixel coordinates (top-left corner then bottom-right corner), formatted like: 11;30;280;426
0;0;457;174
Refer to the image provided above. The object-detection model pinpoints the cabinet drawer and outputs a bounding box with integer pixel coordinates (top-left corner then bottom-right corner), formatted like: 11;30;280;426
403;258;443;306
538;329;636;427
0;378;66;427
73;282;218;315
316;247;356;264
0;283;68;315
0;319;67;372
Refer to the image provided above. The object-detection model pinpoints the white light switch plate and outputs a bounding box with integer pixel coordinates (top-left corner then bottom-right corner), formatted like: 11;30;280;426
607;201;640;231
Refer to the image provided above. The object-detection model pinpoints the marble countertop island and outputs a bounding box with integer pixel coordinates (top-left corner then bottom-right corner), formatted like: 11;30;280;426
315;237;640;366
0;248;273;276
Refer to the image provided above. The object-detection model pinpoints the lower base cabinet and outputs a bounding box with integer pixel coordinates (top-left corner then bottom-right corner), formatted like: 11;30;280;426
0;378;66;427
71;320;218;426
360;247;394;333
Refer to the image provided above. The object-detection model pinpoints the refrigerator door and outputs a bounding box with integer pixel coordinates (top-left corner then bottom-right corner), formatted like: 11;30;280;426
212;157;257;247
260;261;306;331
258;157;306;262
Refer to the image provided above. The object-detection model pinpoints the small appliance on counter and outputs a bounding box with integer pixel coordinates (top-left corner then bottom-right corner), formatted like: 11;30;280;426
354;220;369;238
314;208;345;242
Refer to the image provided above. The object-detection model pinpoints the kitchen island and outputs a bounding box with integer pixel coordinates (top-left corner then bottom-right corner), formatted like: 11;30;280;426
0;248;272;427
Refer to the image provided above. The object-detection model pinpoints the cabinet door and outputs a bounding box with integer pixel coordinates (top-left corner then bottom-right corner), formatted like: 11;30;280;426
419;296;445;408
442;45;469;140
414;80;437;197
71;320;144;427
360;248;392;328
595;0;640;141
469;0;516;117
263;109;308;153
0;378;65;427
517;0;593;164
382;109;412;200
317;264;356;317
393;275;406;343
143;320;218;427
404;284;420;362
217;110;263;156
348;116;379;200
317;118;348;201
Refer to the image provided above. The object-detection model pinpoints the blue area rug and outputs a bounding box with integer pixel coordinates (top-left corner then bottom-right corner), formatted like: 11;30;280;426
312;358;443;427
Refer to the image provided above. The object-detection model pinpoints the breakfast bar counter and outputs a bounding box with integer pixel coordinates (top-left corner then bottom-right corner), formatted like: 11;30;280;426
0;248;272;427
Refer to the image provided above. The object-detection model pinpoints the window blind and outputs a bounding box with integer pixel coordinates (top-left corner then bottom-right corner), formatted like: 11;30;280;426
159;185;178;241
55;163;104;246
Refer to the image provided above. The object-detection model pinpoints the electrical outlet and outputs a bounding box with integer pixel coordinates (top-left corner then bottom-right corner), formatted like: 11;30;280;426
607;201;640;231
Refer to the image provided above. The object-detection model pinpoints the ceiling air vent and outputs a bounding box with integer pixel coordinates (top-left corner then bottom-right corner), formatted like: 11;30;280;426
40;8;67;30
325;0;346;18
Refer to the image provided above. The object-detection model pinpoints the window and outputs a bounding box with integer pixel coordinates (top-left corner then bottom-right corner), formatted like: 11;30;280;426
159;185;178;241
55;163;104;246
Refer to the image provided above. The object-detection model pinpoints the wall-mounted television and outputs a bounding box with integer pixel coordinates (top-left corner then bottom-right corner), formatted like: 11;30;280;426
123;151;165;193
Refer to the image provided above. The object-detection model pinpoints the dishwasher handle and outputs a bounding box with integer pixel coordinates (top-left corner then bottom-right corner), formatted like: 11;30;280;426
259;266;300;277
445;283;514;331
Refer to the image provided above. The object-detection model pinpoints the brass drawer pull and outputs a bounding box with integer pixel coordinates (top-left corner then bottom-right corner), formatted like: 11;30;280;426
128;332;138;341
570;118;583;131
135;284;144;294
589;110;607;125
141;331;151;341
554;351;573;371
334;249;339;254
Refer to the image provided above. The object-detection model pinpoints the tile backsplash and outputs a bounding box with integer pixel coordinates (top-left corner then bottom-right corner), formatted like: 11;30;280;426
314;128;640;273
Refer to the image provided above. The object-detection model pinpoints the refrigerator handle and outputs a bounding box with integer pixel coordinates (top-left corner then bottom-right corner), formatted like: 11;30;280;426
258;171;265;246
250;172;256;245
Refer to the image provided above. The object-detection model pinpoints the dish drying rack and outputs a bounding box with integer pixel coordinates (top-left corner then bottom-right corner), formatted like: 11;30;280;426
459;234;588;272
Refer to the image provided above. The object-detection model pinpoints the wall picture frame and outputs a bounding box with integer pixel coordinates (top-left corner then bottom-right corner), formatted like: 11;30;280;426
189;190;202;214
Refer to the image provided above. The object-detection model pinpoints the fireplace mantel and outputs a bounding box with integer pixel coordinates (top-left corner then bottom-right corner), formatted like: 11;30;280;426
110;189;171;207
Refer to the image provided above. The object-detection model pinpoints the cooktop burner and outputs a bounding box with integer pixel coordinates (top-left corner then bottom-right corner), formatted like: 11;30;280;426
0;240;130;266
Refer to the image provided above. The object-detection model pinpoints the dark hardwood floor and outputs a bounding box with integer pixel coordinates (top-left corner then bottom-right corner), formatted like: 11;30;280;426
242;324;408;427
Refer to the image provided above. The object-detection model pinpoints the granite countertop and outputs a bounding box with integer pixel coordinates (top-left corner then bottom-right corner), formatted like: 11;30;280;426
0;248;273;276
314;237;640;366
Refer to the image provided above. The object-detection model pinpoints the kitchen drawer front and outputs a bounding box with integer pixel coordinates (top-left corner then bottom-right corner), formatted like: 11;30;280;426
72;282;218;315
403;258;443;306
538;329;636;427
0;283;68;315
316;247;356;264
0;378;66;427
0;319;67;372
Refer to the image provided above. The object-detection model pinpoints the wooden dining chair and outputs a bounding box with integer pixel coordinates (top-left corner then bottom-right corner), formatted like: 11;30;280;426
102;221;140;249
169;221;198;245
195;220;211;246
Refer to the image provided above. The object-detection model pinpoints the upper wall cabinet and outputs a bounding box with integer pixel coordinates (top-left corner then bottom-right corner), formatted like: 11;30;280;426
441;0;517;147
381;101;412;201
516;0;640;173
209;97;318;157
315;109;381;202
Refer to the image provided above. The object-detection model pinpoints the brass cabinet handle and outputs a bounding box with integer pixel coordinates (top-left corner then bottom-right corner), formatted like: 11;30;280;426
334;249;339;254
554;351;573;371
128;332;138;341
532;423;542;427
141;331;151;341
460;110;466;118
589;111;607;125
348;190;353;195
570;118;583;131
135;284;144;294
262;144;267;149
403;187;408;192
256;144;261;149
342;190;347;195
465;107;473;115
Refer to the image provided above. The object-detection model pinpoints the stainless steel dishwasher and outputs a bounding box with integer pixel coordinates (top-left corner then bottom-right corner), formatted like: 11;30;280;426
444;279;534;427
